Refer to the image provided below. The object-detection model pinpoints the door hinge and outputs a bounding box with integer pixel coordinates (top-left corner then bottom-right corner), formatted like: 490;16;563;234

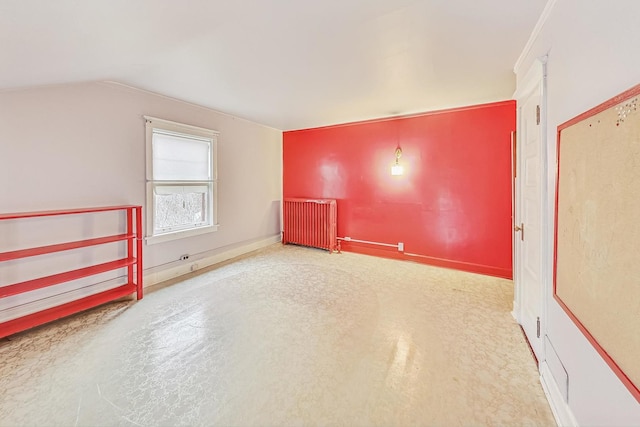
537;317;541;338
536;105;541;125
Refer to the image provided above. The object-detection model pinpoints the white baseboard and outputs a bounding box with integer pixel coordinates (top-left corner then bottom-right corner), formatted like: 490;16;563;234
511;300;520;322
540;361;578;427
143;234;281;288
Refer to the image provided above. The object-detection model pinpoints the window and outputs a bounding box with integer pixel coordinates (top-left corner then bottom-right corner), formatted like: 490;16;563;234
144;116;219;244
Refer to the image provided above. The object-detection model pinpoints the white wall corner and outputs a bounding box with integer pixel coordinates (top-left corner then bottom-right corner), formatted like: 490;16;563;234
540;362;579;427
143;234;282;288
513;0;558;75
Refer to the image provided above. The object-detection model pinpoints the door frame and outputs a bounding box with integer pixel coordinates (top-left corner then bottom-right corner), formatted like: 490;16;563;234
512;56;549;364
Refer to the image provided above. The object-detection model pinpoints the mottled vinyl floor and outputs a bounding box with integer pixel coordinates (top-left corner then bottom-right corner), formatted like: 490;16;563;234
0;244;555;426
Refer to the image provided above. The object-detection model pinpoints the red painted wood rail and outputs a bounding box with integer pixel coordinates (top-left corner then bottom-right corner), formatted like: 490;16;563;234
0;205;143;339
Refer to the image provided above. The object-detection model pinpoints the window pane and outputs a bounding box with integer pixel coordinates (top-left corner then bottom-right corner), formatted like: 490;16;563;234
154;185;210;233
152;132;211;181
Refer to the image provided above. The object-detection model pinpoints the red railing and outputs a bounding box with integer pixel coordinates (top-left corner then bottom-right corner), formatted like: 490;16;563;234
0;205;143;339
282;198;337;252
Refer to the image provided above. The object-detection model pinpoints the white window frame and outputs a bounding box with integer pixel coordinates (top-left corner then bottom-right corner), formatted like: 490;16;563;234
144;116;219;245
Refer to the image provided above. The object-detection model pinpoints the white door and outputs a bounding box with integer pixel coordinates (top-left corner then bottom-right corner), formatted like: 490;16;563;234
514;62;546;362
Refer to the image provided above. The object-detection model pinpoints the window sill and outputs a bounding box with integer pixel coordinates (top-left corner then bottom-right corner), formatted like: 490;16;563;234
145;224;219;245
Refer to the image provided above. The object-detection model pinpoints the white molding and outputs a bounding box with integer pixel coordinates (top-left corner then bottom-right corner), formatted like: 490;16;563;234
511;300;520;322
540;362;579;427
514;0;558;74
513;56;547;99
143;115;220;137
143;234;281;288
145;222;219;245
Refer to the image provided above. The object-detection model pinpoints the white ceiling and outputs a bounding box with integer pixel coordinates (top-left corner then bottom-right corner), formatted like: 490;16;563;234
0;0;546;130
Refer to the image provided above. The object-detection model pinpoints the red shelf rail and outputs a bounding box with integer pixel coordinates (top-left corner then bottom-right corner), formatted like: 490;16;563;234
0;205;143;339
0;234;135;261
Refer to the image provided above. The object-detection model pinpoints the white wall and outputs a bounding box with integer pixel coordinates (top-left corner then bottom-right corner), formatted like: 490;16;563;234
516;1;640;424
0;82;282;303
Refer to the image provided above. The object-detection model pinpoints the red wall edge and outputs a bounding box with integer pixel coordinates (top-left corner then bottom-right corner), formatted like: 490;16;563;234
283;100;515;278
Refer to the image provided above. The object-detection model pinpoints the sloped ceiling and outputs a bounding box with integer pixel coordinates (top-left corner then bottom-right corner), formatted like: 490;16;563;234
0;0;546;130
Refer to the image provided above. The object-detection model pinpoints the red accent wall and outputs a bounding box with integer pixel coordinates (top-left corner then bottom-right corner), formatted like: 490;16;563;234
283;100;515;279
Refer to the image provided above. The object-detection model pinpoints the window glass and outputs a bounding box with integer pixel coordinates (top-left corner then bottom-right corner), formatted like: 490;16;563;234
153;184;210;234
144;116;219;243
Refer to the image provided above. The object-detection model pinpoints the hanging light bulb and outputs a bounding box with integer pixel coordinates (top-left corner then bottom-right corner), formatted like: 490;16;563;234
391;146;404;175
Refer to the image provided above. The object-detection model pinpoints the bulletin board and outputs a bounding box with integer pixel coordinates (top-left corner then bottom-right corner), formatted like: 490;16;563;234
554;84;640;402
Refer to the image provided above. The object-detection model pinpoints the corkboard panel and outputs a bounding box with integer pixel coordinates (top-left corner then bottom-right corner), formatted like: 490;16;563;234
555;85;640;402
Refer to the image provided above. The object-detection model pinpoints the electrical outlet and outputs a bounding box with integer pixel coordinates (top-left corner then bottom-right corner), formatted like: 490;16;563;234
180;254;189;261
398;242;404;252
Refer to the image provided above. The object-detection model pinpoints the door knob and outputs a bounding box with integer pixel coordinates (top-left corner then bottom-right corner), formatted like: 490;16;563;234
514;223;524;241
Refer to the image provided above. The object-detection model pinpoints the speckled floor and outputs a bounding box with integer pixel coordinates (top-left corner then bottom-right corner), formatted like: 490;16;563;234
0;244;555;426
